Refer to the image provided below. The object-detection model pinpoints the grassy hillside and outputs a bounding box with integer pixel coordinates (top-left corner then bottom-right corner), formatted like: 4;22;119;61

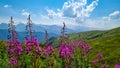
52;27;120;67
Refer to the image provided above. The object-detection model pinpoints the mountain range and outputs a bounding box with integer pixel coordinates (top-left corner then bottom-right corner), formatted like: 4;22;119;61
0;23;88;42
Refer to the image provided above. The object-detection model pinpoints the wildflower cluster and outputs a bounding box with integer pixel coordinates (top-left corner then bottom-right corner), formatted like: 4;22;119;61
25;37;41;54
44;45;54;57
59;42;74;58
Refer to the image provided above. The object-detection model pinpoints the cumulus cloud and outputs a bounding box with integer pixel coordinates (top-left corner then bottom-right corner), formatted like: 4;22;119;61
3;4;11;8
103;11;120;21
46;0;99;22
46;9;58;19
109;11;120;20
21;9;30;17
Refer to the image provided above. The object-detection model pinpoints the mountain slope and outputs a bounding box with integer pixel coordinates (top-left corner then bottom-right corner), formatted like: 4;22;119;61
52;27;120;67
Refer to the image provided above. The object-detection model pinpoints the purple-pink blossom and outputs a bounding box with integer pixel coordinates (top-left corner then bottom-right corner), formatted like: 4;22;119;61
7;40;23;55
66;42;75;53
97;53;103;59
102;64;109;68
44;45;54;57
36;46;42;53
115;64;120;68
82;44;91;55
92;59;98;66
78;41;83;48
59;43;74;58
8;57;18;65
25;37;40;54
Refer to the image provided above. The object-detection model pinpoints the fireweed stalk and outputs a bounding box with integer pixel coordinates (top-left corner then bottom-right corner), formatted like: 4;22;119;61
59;22;74;68
25;15;42;68
7;16;23;68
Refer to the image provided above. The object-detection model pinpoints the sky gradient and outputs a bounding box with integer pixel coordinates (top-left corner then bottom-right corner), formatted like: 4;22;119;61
0;0;120;30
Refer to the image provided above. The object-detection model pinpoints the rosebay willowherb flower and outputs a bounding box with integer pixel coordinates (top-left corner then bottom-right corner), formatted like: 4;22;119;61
7;17;23;55
77;41;91;56
83;43;91;55
114;64;120;68
59;42;75;68
97;52;103;59
7;17;23;66
8;40;22;55
25;15;42;55
66;42;75;53
8;57;18;65
59;22;75;68
92;59;98;66
25;37;41;54
59;43;72;58
102;63;109;68
78;41;83;48
44;45;54;57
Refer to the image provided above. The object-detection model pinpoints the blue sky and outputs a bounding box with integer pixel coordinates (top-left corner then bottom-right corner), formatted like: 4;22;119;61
0;0;120;30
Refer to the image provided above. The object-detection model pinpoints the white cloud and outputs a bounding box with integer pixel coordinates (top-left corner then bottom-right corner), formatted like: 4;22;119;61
21;9;30;17
103;11;120;21
109;11;120;16
46;9;58;19
109;11;120;20
46;0;99;22
3;4;11;8
83;0;99;17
